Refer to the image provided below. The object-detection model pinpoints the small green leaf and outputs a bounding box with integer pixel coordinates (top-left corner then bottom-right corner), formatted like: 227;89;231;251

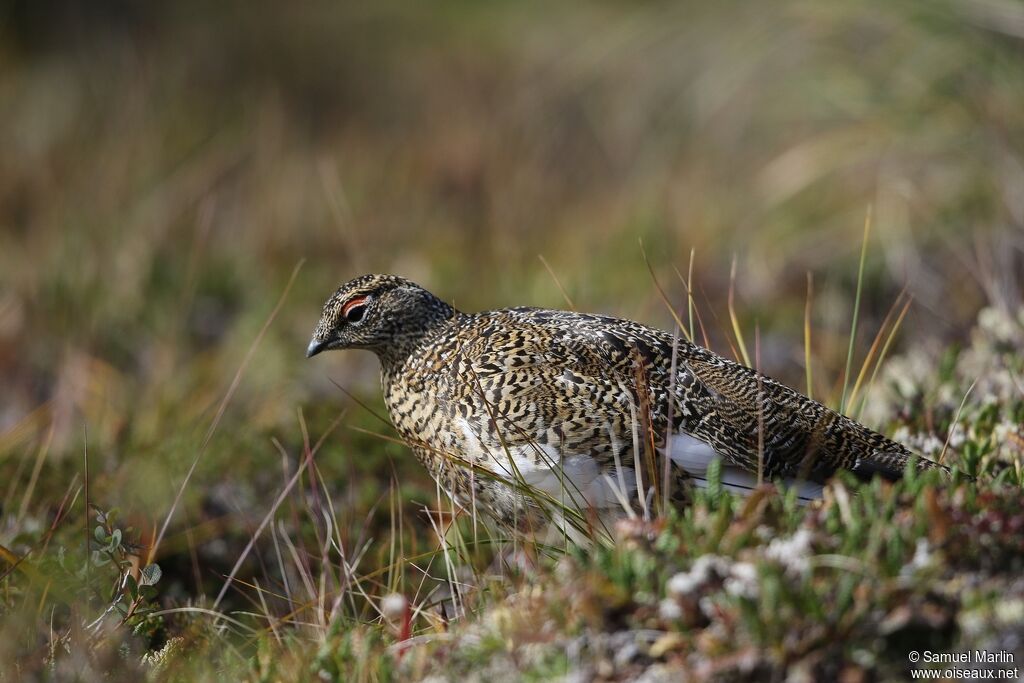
140;563;162;587
707;457;723;504
94;526;107;543
125;574;139;600
110;529;122;549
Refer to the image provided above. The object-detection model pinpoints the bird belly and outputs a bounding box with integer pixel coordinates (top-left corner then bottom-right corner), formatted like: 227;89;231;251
455;419;638;516
664;431;824;503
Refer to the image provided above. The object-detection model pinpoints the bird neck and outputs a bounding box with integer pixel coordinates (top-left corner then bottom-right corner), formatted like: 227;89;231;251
376;293;457;368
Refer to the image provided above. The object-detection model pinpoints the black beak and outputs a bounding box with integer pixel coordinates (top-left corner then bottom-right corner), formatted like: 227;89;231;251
306;338;328;358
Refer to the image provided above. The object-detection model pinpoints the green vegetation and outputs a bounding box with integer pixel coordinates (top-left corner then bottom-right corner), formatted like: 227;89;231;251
2;1;1023;681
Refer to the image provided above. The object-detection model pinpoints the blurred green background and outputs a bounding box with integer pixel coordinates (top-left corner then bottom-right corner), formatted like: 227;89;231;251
1;0;1023;614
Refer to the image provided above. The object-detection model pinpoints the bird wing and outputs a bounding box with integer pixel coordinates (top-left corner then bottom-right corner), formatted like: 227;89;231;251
554;312;931;483
678;344;928;481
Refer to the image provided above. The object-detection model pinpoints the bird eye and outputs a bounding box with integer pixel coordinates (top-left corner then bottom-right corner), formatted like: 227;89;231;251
345;304;366;323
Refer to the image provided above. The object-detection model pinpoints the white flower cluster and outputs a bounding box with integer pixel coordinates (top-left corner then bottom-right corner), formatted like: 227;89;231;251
381;592;408;621
765;528;814;576
659;555;760;621
899;538;934;578
866;306;1024;465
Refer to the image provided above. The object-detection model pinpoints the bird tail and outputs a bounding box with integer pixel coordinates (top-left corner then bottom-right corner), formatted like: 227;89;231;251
849;450;951;481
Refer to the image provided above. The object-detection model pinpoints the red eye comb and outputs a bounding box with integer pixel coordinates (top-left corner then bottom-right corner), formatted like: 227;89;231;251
342;296;368;317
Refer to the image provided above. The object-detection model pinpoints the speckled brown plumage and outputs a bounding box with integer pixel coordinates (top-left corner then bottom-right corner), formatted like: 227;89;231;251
307;274;944;529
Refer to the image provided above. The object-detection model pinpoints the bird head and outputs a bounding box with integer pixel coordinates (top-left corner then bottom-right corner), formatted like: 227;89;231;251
306;274;455;360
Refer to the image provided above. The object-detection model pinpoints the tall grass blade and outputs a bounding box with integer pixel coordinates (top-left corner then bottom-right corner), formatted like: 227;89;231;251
804;272;814;401
538;254;576;310
857;296;913;422
640;239;693;343
154;260;304;559
728;256;752;367
687;248;696;343
846;289;908;413
939;377;979;465
839;206;872;415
